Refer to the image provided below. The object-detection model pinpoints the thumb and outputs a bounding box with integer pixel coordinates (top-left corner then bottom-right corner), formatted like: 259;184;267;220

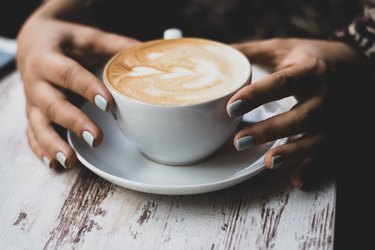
231;40;278;66
89;31;141;56
71;26;141;56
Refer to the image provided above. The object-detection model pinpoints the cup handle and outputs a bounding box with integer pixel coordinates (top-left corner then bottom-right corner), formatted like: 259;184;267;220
163;28;183;39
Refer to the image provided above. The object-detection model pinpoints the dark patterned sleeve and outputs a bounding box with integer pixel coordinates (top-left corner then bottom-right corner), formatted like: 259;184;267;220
333;1;375;62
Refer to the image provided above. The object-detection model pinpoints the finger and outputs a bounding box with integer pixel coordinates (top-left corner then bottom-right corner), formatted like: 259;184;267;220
26;124;58;169
37;51;112;112
30;81;102;147
290;158;324;190
29;106;76;169
72;28;140;56
231;39;286;66
262;133;326;170
227;61;323;117
62;29;140;67
234;95;324;146
63;47;104;68
290;158;313;189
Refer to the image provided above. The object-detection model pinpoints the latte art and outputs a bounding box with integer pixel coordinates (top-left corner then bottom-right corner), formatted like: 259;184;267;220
105;38;250;105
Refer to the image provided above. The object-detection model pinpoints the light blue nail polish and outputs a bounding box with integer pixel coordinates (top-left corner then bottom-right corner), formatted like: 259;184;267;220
82;130;95;147
94;95;107;112
56;152;67;169
227;99;247;117
42;156;51;168
235;136;255;151
271;155;285;169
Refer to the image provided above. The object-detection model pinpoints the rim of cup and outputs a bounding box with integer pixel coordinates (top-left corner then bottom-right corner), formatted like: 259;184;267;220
103;37;252;108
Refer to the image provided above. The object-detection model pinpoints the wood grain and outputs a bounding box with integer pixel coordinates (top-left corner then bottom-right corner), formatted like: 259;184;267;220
0;40;336;249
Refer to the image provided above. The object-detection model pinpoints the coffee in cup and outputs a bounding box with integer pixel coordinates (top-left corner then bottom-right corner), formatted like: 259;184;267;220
103;34;251;165
106;38;249;106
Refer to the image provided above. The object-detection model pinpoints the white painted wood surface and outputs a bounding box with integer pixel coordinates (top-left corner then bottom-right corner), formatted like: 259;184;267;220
0;38;335;250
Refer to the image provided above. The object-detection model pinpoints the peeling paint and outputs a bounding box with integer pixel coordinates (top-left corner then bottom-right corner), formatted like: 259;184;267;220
13;212;27;226
44;168;112;249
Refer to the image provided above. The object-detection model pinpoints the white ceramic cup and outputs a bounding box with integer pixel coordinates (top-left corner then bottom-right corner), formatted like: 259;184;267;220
103;29;252;165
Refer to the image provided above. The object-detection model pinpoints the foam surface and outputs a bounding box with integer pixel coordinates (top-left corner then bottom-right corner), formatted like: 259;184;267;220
105;39;250;105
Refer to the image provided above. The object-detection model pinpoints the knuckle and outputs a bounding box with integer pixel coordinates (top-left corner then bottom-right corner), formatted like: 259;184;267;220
82;28;101;51
240;85;256;100
305;58;328;77
294;109;310;131
70;115;86;133
252;125;275;143
260;126;276;142
80;82;91;98
58;63;78;89
239;84;260;105
272;72;292;94
45;102;56;120
45;100;63;121
45;140;58;154
304;58;319;71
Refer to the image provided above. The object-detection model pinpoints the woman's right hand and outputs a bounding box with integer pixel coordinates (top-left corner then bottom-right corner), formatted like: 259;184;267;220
17;2;139;169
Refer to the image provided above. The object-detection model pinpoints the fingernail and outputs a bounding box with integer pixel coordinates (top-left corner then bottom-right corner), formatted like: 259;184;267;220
235;136;255;151
82;130;95;147
227;99;247;117
94;95;107;112
271;155;285;169
56;152;67;169
42;156;51;168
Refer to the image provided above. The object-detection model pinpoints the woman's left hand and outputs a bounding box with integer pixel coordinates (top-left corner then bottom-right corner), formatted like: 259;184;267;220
228;38;367;188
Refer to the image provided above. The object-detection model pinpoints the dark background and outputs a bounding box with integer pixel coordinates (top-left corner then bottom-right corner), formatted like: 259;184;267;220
0;0;41;38
0;1;374;249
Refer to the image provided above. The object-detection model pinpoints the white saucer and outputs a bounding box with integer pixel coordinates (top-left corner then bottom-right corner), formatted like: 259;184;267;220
68;66;293;195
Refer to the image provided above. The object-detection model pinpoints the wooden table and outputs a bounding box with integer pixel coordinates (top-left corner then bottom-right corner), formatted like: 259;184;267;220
0;38;335;250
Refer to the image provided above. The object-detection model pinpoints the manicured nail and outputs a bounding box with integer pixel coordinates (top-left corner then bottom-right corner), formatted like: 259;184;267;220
42;156;51;168
82;130;94;147
227;99;247;117
235;136;255;151
56;152;67;169
94;95;107;112
271;155;285;169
